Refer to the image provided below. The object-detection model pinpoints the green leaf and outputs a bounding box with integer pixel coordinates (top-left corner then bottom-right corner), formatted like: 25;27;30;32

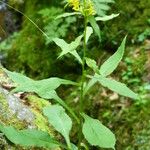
53;38;69;56
85;57;99;73
4;69;79;122
83;78;97;96
4;69;77;95
54;35;83;57
71;143;78;150
0;124;59;149
95;14;119;22
51;93;80;124
95;74;138;99
82;113;116;149
100;36;127;76
145;85;150;90
70;51;83;64
86;26;93;43
55;12;81;19
53;35;83;64
43;105;72;148
88;16;101;40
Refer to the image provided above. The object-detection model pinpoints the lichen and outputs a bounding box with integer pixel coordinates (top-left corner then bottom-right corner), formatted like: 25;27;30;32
0;91;26;129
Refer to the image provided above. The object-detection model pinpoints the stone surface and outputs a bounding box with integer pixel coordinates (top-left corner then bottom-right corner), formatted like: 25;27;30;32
0;67;56;149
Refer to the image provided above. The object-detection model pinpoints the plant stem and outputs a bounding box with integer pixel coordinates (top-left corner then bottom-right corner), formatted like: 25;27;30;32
67;139;72;150
78;4;88;148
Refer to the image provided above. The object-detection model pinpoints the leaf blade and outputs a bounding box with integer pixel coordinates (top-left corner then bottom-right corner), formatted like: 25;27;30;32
99;36;127;76
70;50;83;64
86;26;93;43
95;14;119;22
4;69;77;95
95;74;138;99
43;105;72;147
55;12;81;19
0;124;59;149
83;77;97;96
88;16;101;40
82;113;116;149
53;35;83;59
4;69;79;122
85;57;99;73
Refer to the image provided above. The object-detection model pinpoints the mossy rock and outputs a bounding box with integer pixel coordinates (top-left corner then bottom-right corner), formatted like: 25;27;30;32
0;67;57;149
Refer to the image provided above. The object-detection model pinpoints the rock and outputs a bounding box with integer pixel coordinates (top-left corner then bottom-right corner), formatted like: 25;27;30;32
0;66;55;149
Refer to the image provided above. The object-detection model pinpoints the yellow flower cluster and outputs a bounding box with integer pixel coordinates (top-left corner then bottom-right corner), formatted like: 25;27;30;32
85;0;96;16
68;0;80;11
67;0;96;16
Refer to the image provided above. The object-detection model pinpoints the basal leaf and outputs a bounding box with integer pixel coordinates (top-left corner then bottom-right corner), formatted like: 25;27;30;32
95;14;119;22
0;124;59;149
43;105;72;148
99;36;127;76
4;69;79;122
3;68;32;84
4;69;77;95
82;113;116;149
95;74;138;99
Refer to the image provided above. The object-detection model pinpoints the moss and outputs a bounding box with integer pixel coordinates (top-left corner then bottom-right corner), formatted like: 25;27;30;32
0;68;56;149
3;0;150;79
6;0;58;79
101;0;150;47
26;95;54;135
0;67;54;132
0;92;30;149
4;0;81;79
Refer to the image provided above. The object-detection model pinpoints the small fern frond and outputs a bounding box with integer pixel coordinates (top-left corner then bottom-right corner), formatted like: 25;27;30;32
92;0;115;16
38;7;76;44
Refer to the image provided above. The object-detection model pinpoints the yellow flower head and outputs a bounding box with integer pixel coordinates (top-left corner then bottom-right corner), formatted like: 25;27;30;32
68;0;80;11
67;0;96;16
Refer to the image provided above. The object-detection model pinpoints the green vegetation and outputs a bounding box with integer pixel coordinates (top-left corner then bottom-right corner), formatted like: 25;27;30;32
0;0;150;149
